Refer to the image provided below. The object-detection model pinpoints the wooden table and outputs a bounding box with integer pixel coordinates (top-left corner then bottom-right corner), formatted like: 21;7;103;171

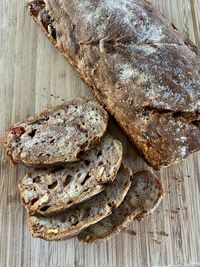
1;1;200;266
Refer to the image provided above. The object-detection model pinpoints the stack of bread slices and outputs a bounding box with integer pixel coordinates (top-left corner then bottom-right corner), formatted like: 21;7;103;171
5;97;163;242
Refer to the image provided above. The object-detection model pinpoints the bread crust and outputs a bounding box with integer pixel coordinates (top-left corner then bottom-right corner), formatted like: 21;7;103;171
78;171;164;243
18;135;123;216
28;0;200;169
28;163;132;241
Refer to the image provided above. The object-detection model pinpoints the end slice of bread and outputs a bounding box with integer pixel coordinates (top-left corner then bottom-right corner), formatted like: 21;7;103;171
78;171;164;243
5;97;108;166
19;135;123;215
28;163;132;241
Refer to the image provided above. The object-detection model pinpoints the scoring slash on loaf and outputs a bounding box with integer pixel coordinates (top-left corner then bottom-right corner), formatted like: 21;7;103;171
78;171;164;243
19;135;123;215
5;97;108;167
28;0;200;169
28;163;132;241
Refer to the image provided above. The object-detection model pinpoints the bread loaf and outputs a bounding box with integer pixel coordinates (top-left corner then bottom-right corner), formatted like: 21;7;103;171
78;171;163;243
28;164;132;241
5;97;108;166
19;135;122;215
28;0;200;169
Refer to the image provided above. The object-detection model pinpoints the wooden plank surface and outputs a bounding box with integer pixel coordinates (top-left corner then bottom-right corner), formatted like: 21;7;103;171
0;1;200;266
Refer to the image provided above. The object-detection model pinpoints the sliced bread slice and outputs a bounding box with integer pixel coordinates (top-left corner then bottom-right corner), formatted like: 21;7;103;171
28;163;132;241
5;97;108;166
19;134;123;215
78;171;164;243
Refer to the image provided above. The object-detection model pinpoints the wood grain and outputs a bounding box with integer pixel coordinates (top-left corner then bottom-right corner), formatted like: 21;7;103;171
0;1;200;266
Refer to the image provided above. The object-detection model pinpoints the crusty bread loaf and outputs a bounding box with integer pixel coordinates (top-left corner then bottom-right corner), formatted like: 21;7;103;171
19;134;123;215
5;97;108;166
28;0;200;169
78;171;163;243
28;164;132;241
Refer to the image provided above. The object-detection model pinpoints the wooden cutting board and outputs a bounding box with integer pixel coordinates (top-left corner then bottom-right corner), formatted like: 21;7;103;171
1;1;200;266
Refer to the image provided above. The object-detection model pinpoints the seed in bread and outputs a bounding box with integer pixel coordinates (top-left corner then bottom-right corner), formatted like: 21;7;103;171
5;97;108;166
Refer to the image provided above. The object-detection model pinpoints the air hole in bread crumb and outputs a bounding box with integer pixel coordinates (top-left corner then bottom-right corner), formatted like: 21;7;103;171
33;176;41;183
30;196;39;205
97;151;102;157
98;161;104;166
108;202;114;208
192;120;200;127
40;205;50;212
50;139;55;144
28;129;37;138
80;142;88;149
71;221;79;226
81;173;90;185
63;175;72;187
84;160;90;166
48;180;58;189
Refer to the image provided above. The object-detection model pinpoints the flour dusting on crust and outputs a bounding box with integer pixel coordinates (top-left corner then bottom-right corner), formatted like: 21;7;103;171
29;0;200;168
76;0;164;42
